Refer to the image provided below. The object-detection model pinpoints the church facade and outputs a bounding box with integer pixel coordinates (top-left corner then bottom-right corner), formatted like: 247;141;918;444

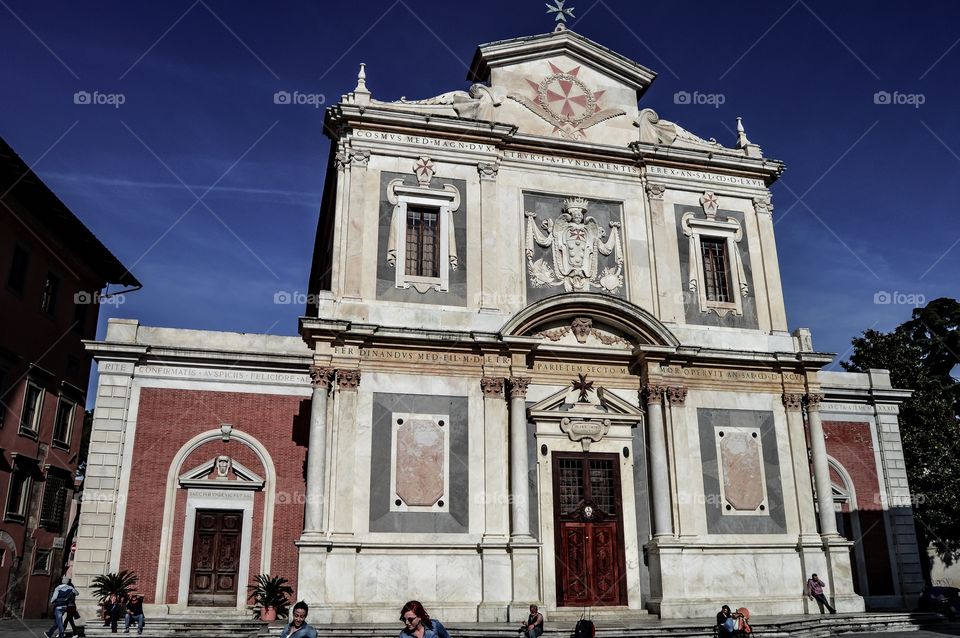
72;27;923;620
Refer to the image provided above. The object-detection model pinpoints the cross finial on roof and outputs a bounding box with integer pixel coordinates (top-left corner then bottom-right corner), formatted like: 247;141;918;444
546;0;574;31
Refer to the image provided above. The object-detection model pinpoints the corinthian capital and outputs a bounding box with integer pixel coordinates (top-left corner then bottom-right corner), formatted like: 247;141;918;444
667;386;688;405
509;377;530;399
336;369;361;391
480;376;505;399
805;393;824;410
477;162;499;181
309;366;335;389
642;384;668;404
782;392;804;411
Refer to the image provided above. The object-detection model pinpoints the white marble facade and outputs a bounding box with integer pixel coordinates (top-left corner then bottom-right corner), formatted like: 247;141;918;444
73;26;923;621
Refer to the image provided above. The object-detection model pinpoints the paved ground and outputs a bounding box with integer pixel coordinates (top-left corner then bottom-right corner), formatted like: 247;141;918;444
842;626;960;638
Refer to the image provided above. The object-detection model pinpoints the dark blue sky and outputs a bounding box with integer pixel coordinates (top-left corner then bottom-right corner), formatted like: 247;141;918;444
2;0;957;370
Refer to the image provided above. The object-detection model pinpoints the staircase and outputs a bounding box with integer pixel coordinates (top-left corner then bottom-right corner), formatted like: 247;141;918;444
77;611;944;638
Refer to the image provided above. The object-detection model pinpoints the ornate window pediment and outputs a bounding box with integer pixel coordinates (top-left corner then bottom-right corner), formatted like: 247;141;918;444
386;157;461;294
529;379;644;452
682;192;750;317
178;455;265;491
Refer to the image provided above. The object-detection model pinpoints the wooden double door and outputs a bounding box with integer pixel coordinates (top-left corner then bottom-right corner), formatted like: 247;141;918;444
553;453;627;606
188;509;242;606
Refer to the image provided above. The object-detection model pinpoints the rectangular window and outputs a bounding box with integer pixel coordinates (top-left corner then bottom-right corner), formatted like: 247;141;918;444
405;205;440;278
0;367;7;428
52;398;74;447
72;299;87;335
40;272;60;316
20;383;43;434
5;466;31;521
700;238;731;303
40;472;69;531
7;244;30;294
32;548;51;575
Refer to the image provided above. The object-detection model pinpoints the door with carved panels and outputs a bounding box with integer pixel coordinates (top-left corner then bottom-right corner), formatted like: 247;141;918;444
553;453;626;606
188;510;242;606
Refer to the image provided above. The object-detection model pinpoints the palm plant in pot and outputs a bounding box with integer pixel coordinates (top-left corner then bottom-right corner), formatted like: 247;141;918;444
90;570;139;602
247;574;292;621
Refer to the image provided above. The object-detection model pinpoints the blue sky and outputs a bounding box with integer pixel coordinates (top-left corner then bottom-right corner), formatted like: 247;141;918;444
2;0;957;372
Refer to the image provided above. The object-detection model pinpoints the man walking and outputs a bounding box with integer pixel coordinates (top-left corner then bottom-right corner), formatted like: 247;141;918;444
806;573;837;614
45;577;79;638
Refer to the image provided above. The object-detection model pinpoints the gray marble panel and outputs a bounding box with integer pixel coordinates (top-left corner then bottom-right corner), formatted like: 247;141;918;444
370;392;469;533
698;408;786;534
375;171;468;306
674;204;758;329
523;192;627;304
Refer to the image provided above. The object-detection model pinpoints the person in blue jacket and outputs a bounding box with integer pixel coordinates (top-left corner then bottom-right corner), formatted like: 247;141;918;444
399;600;451;638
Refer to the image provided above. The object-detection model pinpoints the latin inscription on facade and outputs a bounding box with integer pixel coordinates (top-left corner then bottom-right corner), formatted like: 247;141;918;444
354;129;496;153
136;365;307;384
647;165;765;188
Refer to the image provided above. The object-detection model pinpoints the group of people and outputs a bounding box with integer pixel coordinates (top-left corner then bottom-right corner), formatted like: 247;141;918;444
715;605;752;636
100;592;146;634
278;601;545;638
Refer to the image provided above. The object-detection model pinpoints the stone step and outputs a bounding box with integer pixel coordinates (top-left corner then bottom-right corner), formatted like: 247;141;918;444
82;616;265;638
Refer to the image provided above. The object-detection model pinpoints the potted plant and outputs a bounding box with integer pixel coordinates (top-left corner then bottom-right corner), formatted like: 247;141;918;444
90;570;139;601
247;574;292;621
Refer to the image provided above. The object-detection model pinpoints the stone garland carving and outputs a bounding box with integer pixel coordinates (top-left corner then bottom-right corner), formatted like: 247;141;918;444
509;377;531;399
335;148;371;170
336;369;361;391
532;316;631;347
753;195;773;216
525;197;624;293
480;376;504;398
782;393;804;411
645;182;666;200
309;366;336;389
667;386;688;406
477;162;499;181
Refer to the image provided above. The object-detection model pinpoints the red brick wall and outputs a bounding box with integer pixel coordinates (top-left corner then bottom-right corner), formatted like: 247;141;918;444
823;420;895;596
121;387;311;604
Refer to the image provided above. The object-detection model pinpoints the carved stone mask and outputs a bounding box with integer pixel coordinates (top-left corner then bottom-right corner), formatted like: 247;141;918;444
571;317;592;343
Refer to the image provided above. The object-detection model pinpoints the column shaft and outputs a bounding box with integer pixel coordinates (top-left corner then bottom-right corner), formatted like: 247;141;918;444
807;395;838;536
305;366;333;533
645;386;672;537
508;378;531;539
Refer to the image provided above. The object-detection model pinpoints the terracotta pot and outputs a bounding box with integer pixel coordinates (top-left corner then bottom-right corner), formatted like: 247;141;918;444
261;606;277;621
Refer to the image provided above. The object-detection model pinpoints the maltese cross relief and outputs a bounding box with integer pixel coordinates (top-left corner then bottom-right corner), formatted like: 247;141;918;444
509;62;625;139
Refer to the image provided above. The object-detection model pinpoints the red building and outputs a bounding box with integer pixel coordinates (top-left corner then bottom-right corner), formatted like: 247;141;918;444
0;136;139;617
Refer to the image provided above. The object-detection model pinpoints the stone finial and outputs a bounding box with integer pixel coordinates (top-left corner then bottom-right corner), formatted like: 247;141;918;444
782;393;804;411
667;386;688;406
480;376;505;399
352;63;371;105
309;365;335;389
336;369;361;391
509;377;530;399
735;117;752;148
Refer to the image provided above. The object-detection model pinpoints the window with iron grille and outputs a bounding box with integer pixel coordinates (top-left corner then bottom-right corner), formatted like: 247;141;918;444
700;238;731;303
40;472;69;531
32;548;51;575
405;205;440;278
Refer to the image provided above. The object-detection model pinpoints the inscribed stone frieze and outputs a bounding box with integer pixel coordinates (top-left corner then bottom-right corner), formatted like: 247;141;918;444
659;365;784;384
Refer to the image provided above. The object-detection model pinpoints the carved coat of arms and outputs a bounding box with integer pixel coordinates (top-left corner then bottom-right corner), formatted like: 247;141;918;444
509;63;625;139
525;197;624;293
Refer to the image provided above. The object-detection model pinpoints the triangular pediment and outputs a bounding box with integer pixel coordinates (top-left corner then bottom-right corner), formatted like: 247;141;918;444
529;384;643;420
179;455;265;490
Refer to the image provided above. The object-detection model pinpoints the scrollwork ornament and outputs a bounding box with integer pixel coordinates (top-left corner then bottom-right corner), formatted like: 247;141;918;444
645;182;666;200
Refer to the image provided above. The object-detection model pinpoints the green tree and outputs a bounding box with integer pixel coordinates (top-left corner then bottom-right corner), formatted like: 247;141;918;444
843;297;960;566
